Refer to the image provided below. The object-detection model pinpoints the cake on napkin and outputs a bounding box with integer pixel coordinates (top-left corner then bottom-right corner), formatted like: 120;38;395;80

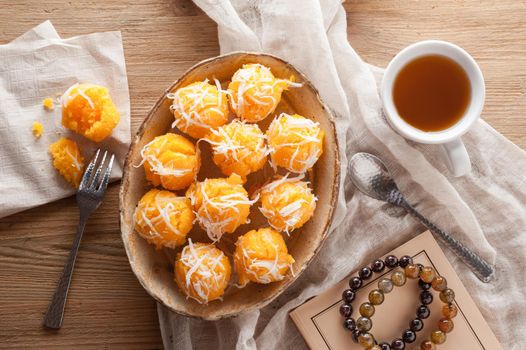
0;20;130;218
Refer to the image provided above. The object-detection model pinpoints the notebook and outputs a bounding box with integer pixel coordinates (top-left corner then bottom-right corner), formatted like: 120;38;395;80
289;231;502;350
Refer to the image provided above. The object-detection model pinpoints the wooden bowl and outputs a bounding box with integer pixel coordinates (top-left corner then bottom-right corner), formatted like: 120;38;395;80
119;52;340;320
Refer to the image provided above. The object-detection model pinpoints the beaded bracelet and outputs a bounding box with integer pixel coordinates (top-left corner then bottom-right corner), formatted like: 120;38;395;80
340;255;457;350
357;270;432;349
340;255;427;348
418;279;457;350
358;265;456;350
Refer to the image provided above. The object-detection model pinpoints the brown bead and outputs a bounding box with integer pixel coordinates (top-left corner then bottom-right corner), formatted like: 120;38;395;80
404;264;421;279
442;303;458;319
431;275;447;291
438;318;454;333
391;268;407;286
378;277;394;294
360;302;375;317
430;330;447;344
368;289;385;305
439;288;456;303
356;316;372;332
419;266;436;283
420;340;436;350
358;332;375;349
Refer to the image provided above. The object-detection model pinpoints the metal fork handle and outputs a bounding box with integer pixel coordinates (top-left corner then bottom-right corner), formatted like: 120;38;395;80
394;196;495;283
43;214;88;329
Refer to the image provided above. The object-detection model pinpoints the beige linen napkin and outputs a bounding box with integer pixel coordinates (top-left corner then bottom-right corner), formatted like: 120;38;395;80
0;21;130;218
158;1;526;349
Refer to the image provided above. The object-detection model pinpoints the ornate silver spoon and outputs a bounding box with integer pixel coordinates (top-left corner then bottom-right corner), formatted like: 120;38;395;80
348;152;494;283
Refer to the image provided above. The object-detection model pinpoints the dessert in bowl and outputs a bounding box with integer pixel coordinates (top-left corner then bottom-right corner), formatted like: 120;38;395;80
119;52;339;320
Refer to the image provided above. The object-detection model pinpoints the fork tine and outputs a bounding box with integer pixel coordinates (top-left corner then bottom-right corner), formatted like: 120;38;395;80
89;150;108;188
79;149;100;191
97;153;115;192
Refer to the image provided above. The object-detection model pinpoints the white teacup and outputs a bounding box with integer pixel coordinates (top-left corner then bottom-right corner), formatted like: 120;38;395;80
381;40;485;177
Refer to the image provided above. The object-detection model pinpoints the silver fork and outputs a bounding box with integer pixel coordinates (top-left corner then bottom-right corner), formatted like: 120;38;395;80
43;149;115;329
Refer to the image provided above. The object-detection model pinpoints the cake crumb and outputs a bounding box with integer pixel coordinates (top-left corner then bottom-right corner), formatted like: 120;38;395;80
49;137;85;188
32;121;44;138
42;97;55;110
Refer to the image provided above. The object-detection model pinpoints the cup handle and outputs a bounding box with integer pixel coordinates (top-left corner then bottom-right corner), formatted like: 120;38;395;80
441;138;471;177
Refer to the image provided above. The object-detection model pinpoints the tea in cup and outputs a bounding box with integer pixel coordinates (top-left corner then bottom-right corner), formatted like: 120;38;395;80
381;40;485;177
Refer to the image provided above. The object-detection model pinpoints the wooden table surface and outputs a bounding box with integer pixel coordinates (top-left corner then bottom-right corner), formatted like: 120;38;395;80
0;1;524;348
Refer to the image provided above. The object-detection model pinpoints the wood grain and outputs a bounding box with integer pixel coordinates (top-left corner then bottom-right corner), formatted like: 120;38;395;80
0;0;524;348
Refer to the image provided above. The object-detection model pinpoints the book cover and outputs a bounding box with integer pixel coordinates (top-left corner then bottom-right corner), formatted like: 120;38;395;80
289;231;502;350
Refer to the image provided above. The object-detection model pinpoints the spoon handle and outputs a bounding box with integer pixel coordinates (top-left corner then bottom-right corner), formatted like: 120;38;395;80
395;196;495;283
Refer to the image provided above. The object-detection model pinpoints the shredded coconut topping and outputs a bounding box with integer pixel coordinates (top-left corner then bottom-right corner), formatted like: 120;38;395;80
259;173;305;194
167;79;228;135
237;242;293;286
267;113;322;173
259;174;317;234
134;191;187;249
61;83;96;109
229;64;302;120
135;136;194;178
202;119;269;165
178;239;229;304
188;178;258;241
64;145;83;171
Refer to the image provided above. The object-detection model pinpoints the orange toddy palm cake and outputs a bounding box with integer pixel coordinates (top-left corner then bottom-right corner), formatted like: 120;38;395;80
267;113;324;173
134;189;194;249
203;119;269;180
168;80;229;139
233;228;295;287
186;174;256;241
228;63;301;122
49;137;85;188
61;83;120;142
174;240;231;304
259;174;317;234
139;133;200;191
